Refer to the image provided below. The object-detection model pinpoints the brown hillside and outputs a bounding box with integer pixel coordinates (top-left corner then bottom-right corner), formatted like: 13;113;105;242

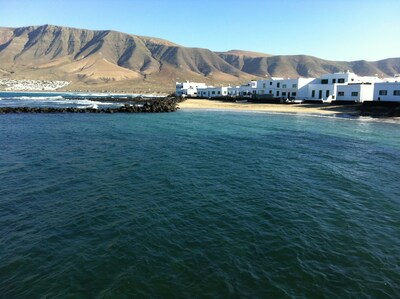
0;25;399;92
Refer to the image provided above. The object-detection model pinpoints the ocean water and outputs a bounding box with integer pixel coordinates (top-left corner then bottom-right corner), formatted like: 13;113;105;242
0;91;161;109
0;109;399;298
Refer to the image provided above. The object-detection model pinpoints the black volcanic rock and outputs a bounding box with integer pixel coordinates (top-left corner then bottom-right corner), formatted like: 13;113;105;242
0;97;179;114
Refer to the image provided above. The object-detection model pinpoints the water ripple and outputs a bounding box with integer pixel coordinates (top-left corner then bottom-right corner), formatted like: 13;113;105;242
0;111;399;298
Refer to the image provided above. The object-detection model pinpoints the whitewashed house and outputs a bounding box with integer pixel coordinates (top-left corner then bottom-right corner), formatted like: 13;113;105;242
253;78;283;97
228;82;253;97
336;84;375;102
373;82;400;102
305;71;382;102
253;77;315;101
277;78;315;100
306;72;353;102
176;81;207;97
197;86;229;98
176;72;399;103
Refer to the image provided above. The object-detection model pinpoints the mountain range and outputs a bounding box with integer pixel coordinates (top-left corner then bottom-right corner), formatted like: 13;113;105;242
0;24;399;92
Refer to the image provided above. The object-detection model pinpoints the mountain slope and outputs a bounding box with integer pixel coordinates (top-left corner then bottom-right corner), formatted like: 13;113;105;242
0;25;399;92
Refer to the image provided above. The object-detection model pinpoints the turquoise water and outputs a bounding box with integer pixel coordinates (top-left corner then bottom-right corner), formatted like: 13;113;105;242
0;110;399;298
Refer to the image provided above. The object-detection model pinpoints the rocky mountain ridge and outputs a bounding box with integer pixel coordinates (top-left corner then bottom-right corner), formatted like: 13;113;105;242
0;24;399;92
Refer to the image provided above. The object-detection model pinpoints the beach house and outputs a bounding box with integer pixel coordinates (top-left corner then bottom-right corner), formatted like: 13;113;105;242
335;84;375;102
227;83;253;97
373;81;400;102
197;86;229;98
176;81;207;97
178;72;400;102
290;71;382;103
254;78;315;101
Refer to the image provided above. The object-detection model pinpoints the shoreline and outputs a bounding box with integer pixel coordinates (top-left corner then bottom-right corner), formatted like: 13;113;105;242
178;99;359;115
178;99;400;123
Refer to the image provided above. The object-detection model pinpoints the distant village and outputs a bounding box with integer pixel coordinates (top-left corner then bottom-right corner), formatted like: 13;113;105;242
0;79;70;91
176;71;400;103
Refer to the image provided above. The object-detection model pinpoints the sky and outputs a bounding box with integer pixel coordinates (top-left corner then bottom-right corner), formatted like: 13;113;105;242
0;0;399;61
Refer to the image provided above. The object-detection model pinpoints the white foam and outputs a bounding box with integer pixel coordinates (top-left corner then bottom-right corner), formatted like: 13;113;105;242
8;95;64;101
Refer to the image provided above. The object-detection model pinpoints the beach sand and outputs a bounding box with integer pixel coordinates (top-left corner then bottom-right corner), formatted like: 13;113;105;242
178;99;359;116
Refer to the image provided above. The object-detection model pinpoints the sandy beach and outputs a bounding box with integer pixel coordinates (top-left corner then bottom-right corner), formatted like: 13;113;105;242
178;99;359;116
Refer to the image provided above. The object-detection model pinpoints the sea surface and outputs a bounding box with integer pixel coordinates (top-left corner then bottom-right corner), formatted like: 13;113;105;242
0;93;399;298
0;91;160;109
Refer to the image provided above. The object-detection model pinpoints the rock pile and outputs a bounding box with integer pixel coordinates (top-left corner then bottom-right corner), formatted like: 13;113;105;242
358;102;400;117
0;97;179;114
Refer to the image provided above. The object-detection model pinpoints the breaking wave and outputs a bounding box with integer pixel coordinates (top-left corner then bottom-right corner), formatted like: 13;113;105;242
0;92;125;108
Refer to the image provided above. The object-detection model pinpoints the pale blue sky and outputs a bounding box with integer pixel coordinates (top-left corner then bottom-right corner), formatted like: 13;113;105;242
1;0;399;61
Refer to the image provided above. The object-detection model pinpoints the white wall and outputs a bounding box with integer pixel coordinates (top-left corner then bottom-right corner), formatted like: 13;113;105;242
336;84;374;102
306;84;336;101
228;84;253;96
253;78;315;99
253;79;275;96
319;72;352;84
176;81;207;96
197;86;228;98
298;78;316;98
373;82;400;102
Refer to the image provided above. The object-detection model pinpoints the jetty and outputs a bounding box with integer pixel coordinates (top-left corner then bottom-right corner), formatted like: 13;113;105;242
0;97;180;114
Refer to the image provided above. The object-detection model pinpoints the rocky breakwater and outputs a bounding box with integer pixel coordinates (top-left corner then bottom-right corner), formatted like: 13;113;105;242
0;97;179;114
358;102;400;117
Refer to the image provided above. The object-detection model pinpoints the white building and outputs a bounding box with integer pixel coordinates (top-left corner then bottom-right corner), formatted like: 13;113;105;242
336;84;375;102
306;71;382;102
176;81;207;97
373;82;400;102
177;72;400;102
228;82;253;97
197;86;228;98
255;78;315;100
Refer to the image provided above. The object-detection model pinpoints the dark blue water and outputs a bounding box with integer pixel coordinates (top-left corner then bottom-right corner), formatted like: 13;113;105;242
0;110;399;298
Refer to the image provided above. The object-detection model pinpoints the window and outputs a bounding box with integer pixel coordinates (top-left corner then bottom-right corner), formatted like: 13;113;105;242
282;92;287;96
312;90;315;97
321;79;328;84
338;78;345;83
338;91;344;96
270;82;273;85
276;91;280;96
292;84;297;88
379;90;387;95
332;79;336;84
269;90;272;94
326;90;329;98
217;91;220;94
292;92;297;96
282;84;287;88
212;91;215;95
394;90;400;96
277;83;280;88
351;92;359;97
